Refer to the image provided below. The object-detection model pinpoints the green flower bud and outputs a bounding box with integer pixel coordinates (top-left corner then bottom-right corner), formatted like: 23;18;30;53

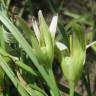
32;10;58;67
56;22;86;96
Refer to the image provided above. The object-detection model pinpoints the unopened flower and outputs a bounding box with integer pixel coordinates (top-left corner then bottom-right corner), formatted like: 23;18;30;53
56;22;86;96
32;10;58;67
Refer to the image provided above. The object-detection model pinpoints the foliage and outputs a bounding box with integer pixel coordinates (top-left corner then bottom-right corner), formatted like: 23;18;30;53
0;0;96;96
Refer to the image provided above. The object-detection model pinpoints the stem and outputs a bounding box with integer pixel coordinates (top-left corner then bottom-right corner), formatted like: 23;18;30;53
58;83;81;96
6;0;11;10
69;82;75;96
58;0;65;13
48;68;60;96
47;0;56;14
19;0;28;17
0;85;3;96
82;74;92;96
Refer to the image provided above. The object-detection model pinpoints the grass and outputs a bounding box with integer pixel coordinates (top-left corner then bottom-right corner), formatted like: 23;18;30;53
0;0;96;96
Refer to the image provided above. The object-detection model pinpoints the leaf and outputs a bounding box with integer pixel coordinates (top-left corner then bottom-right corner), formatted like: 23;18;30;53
15;60;38;77
58;23;69;48
17;16;39;48
0;25;5;85
24;84;47;96
0;12;52;92
64;11;94;26
72;22;86;53
0;55;30;96
0;25;5;49
0;47;46;95
0;47;38;77
27;84;48;96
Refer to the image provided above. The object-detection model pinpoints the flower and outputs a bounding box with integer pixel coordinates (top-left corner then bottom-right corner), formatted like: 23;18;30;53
32;10;58;67
56;22;86;96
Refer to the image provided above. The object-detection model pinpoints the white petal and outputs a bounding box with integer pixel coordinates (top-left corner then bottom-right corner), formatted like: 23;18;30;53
56;42;67;51
86;41;96;49
49;15;58;39
32;17;40;41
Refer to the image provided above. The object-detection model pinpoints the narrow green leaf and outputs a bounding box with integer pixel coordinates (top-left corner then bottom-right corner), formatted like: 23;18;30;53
15;60;38;77
24;84;46;96
0;55;30;96
58;23;69;48
28;84;48;96
72;22;86;52
0;12;52;92
17;16;39;48
0;25;5;49
0;47;38;77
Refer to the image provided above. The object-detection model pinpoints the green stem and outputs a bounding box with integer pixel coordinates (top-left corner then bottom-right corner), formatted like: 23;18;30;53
48;68;60;96
69;82;75;96
19;0;28;17
6;0;11;10
82;74;92;96
58;83;81;96
47;0;56;14
58;0;65;13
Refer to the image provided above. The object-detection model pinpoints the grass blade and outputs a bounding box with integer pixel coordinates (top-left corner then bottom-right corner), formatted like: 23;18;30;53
0;12;52;93
0;55;30;96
